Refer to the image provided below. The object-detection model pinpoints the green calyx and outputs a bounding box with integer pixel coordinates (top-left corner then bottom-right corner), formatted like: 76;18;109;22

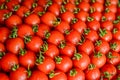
6;0;10;2
87;16;94;22
60;5;66;13
13;5;20;11
117;77;120;80
110;42;117;50
38;11;45;16
103;71;111;80
32;25;38;33
73;53;82;60
44;0;52;11
41;41;48;52
88;64;95;70
11;64;19;71
9;27;18;38
58;40;66;49
4;12;12;19
75;0;80;5
19;48;26;56
105;0;111;6
117;64;120;70
74;8;80;14
36;51;44;64
0;52;5;59
77;35;85;45
0;3;7;9
69;69;77;76
24;36;32;44
71;18;78;24
105;8;110;13
55;56;62;64
101;16;107;22
94;51;102;58
53;18;61;26
113;20;120;24
49;71;55;78
62;0;69;5
91;0;96;3
95;40;102;46
118;0;120;7
84;28;90;35
27;67;32;78
89;7;95;13
45;31;50;39
32;3;38;8
99;28;107;37
24;11;31;17
107;52;117;59
112;28;118;34
64;30;71;35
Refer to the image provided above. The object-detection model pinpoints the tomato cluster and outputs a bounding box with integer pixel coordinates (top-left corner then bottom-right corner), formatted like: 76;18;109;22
0;0;120;80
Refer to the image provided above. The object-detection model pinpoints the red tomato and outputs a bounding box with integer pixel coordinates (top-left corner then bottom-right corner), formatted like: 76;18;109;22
91;2;104;12
101;20;113;31
49;70;67;80
64;2;76;12
112;28;120;40
0;53;19;72
29;70;48;80
0;73;9;80
103;11;115;21
0;42;5;52
6;37;24;54
67;68;85;80
10;67;28;80
55;56;73;73
22;0;34;9
73;52;90;70
90;11;102;21
110;40;120;52
78;1;90;12
105;4;117;13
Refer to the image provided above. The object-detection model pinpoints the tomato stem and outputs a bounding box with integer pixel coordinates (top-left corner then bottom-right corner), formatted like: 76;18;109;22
0;3;7;9
24;11;31;17
107;52;117;59
49;71;55;78
112;28;118;34
99;28;107;37
69;69;77;76
64;30;71;35
53;18;61;26
91;0;96;3
58;40;66;49
32;3;38;8
19;48;26;56
4;12;12;19
45;31;50;39
9;27;18;38
105;8;110;13
75;0;80;5
74;8;80;14
103;72;111;80
41;41;48;52
84;28;90;35
36;51;44;64
113;20;120;24
110;42;117;50
60;5;66;13
13;5;20;11
11;64;19;71
55;56;62;64
71;18;78;24
44;0;52;11
77;35;85;45
89;7;95;13
24;36;32;44
87;16;94;22
88;64;95;70
105;0;111;6
94;51;102;58
27;67;32;78
62;0;69;5
0;52;5;59
101;16;107;22
32;25;38;33
117;64;120;70
95;40;102;46
73;53;82;60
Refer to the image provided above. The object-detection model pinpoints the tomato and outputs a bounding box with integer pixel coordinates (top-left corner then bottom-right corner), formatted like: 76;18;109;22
32;6;43;14
22;0;34;9
99;28;112;42
91;2;104;12
83;28;99;42
112;28;120;40
6;37;24;54
114;21;120;30
0;73;9;80
73;52;90;70
65;30;81;45
59;41;76;57
101;20;113;31
90;0;104;4
0;42;5;52
10;67;28;80
90;51;106;68
78;39;94;55
106;51;120;66
0;27;10;43
25;36;43;52
37;56;55;74
110;40;120;52
78;1;90;12
5;15;22;29
46;30;65;46
36;24;50;39
49;70;67;80
38;0;49;7
64;2;76;12
55;56;73;73
71;19;87;34
18;24;34;38
0;53;19;72
105;0;118;5
101;63;117;80
85;64;100;80
105;4;117;13
29;70;48;80
95;40;110;54
19;50;36;68
103;11;115;21
89;11;102;21
67;68;85;80
117;64;120;74
24;13;40;25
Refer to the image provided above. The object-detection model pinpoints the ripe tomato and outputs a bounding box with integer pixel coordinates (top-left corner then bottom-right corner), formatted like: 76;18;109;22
64;2;76;12
73;52;90;70
101;20;113;31
112;28;120;40
105;4;117;13
67;68;85;80
89;11;102;21
0;42;5;52
0;27;10;43
29;70;48;80
49;70;67;80
25;36;43;52
78;1;90;12
103;11;115;21
22;0;34;9
55;56;73;73
10;67;28;80
37;56;55;74
110;40;120;52
90;51;106;68
85;64;100;80
6;37;24;54
0;73;9;80
19;50;36;68
0;53;19;72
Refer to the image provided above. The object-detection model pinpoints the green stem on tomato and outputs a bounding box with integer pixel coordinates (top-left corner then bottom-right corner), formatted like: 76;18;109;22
13;5;20;11
4;12;12;19
53;18;61;26
55;56;62;64
84;28;90;35
9;27;18;38
45;31;50;39
73;53;82;60
88;64;95;70
36;51;45;64
103;71;111;80
58;40;66;49
32;3;38;8
49;71;55;78
74;8;80;14
87;16;94;22
32;25;38;33
71;18;78;24
11;64;19;71
41;41;48;52
112;28;118;34
19;48;26;56
99;28;107;37
24;36;32;44
94;51;102;58
69;69;77;76
24;11;31;17
0;52;5;59
60;5;66;13
95;40;102;46
110;42;117;50
0;3;7;9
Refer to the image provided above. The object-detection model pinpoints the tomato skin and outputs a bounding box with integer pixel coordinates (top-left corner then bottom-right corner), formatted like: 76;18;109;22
103;12;115;21
0;42;5;52
49;70;67;80
73;52;90;70
55;56;73;73
78;39;94;55
25;13;40;25
47;30;65;46
22;0;34;9
95;40;110;54
10;67;28;80
0;27;10;43
112;28;120;40
29;70;48;80
0;53;19;72
64;2;76;12
91;2;104;12
101;64;117;80
0;73;9;80
78;1;90;12
65;30;81;45
32;6;43;14
18;24;34;38
38;0;48;7
6;37;24;54
19;50;36;68
90;11;102;21
101;20;113;31
110;40;120;52
67;68;85;80
5;15;22;29
105;4;117;13
37;56;55;74
25;36;43;52
106;51;120;66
